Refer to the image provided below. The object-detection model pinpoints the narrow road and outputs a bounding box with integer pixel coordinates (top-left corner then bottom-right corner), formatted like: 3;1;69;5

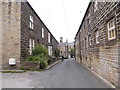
29;58;113;88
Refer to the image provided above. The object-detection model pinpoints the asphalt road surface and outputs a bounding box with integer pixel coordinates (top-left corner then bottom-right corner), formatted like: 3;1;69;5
2;58;114;88
29;58;113;88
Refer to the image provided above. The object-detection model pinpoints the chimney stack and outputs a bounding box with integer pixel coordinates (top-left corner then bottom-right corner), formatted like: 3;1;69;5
60;37;63;43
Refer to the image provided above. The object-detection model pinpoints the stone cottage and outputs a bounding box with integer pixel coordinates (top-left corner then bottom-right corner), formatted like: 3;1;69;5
75;1;120;88
1;0;59;69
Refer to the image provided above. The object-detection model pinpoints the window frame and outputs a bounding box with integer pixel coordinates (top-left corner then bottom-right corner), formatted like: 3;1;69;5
48;33;51;43
32;39;35;49
42;28;44;38
85;38;87;49
29;38;32;55
48;46;52;56
29;15;34;29
107;18;116;40
87;13;90;24
94;0;98;13
89;35;92;46
29;38;35;55
95;30;99;44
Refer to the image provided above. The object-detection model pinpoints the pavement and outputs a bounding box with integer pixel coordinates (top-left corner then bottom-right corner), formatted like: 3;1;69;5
2;58;115;88
0;73;2;90
46;60;61;70
2;72;33;88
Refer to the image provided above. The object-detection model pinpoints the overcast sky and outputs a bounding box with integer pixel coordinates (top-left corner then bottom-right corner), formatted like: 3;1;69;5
28;0;90;42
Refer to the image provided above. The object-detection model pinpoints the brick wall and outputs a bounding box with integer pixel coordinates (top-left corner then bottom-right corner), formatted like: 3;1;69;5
75;2;120;88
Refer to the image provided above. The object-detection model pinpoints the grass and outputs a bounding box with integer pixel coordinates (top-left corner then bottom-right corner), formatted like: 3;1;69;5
0;69;46;73
1;70;26;73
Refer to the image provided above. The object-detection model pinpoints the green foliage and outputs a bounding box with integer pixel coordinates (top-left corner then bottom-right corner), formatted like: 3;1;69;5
32;45;48;57
1;70;26;73
55;48;60;58
48;55;53;65
19;66;25;70
28;56;38;62
39;59;48;69
28;44;49;69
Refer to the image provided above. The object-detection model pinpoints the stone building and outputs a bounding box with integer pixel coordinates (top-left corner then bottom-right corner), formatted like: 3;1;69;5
59;37;69;58
1;0;59;69
75;1;120;88
59;37;75;58
0;1;2;69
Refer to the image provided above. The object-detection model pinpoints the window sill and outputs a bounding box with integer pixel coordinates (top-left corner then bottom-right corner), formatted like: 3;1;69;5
96;42;99;44
108;37;116;41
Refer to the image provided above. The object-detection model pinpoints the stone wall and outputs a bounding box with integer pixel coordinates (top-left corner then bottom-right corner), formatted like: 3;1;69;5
0;1;2;69
21;61;39;70
75;2;120;88
21;2;59;60
1;1;59;69
2;1;21;69
75;33;80;63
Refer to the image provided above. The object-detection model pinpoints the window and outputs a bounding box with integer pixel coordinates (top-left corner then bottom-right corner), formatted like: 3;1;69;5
107;18;116;40
87;13;90;24
95;30;99;44
37;39;39;45
29;15;33;29
87;11;91;24
89;36;92;46
48;46;50;55
42;28;44;38
29;39;32;55
82;40;84;49
85;38;86;49
48;33;50;43
33;39;35;49
29;38;35;55
83;23;85;30
50;46;52;56
87;19;89;24
48;46;52;56
94;0;98;12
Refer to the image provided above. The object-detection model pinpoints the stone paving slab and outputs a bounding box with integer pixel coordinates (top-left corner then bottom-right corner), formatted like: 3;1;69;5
2;72;34;88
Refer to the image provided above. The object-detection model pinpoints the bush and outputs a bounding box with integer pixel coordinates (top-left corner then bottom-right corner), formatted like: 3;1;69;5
28;56;40;63
32;45;48;57
39;60;48;69
48;56;53;65
28;44;49;69
19;66;25;70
